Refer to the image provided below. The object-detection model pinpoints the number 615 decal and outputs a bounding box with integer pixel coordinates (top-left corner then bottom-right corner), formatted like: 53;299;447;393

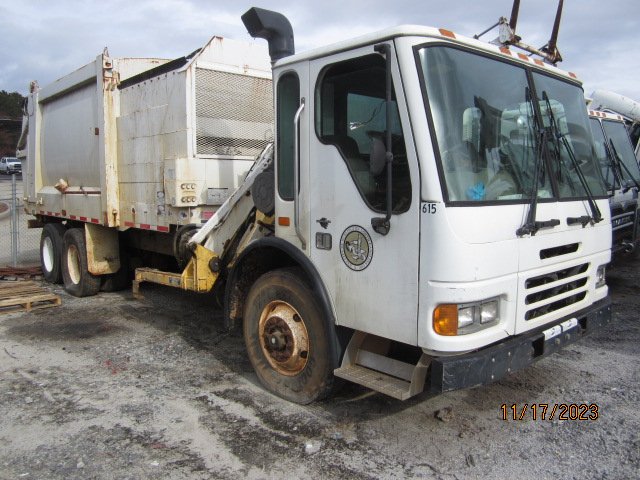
421;203;437;214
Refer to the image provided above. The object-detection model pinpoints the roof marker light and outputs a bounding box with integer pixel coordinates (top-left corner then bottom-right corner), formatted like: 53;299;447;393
439;28;456;39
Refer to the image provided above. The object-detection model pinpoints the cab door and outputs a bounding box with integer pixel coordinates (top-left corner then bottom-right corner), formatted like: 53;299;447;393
306;44;421;345
273;63;310;251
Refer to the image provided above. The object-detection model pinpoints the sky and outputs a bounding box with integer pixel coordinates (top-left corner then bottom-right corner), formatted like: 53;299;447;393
0;0;638;101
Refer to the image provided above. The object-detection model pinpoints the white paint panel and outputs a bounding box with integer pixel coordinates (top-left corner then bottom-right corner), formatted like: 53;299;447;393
417;200;611;352
305;44;421;346
40;82;100;186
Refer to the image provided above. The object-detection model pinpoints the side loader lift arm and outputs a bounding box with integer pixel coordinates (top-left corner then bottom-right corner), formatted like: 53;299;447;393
132;144;273;296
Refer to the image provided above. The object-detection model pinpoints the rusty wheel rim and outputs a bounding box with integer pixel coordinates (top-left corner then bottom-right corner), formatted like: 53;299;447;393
67;244;81;285
258;300;309;376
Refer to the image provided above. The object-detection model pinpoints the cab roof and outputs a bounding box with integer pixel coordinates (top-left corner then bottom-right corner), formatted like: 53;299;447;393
588;109;626;122
274;24;581;83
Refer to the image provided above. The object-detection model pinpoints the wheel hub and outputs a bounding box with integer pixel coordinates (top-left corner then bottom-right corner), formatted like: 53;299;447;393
266;328;287;350
259;301;309;376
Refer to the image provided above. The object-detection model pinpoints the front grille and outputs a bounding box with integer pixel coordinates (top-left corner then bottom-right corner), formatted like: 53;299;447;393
611;212;634;231
539;243;579;259
524;263;589;321
195;68;273;157
611;207;639;250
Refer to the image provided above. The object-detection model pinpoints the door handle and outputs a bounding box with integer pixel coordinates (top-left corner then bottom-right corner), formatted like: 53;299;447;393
293;97;306;249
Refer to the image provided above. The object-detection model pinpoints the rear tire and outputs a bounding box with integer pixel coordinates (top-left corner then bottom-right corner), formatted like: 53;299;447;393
62;228;101;297
40;223;66;284
243;268;339;404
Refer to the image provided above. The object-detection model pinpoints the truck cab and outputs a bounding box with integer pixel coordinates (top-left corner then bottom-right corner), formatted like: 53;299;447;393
233;9;611;402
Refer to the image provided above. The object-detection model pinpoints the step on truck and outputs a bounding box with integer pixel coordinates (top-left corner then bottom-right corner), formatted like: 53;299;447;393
19;7;612;403
588;109;640;257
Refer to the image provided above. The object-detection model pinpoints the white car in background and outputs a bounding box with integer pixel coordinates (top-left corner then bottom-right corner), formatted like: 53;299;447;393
0;157;21;175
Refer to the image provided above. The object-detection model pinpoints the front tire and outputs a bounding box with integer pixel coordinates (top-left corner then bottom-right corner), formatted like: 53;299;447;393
62;228;101;297
40;223;66;284
243;268;339;404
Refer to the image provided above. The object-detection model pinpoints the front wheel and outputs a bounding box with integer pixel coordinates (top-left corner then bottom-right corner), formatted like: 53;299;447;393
243;268;339;404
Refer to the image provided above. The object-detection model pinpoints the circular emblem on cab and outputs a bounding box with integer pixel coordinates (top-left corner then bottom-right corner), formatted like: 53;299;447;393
340;225;373;271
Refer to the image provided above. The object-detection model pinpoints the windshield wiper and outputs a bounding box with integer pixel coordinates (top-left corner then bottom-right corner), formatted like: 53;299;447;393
541;92;602;226
609;139;640;193
516;89;560;236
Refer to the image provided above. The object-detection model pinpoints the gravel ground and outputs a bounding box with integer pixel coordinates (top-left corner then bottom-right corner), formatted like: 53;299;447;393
0;256;638;480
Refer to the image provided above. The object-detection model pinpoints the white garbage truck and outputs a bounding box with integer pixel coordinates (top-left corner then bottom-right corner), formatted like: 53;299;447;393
18;7;612;403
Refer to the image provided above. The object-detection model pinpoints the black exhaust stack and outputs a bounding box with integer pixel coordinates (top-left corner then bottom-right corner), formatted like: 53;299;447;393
241;7;295;63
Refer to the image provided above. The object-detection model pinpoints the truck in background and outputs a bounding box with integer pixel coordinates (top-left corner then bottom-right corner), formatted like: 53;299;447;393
588;109;640;257
18;7;612;404
589;90;640;162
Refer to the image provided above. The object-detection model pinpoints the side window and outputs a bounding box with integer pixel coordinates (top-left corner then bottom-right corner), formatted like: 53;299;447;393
276;72;300;201
315;54;411;213
588;118;616;190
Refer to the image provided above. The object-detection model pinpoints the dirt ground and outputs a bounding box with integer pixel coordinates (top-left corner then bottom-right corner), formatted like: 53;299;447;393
0;255;638;480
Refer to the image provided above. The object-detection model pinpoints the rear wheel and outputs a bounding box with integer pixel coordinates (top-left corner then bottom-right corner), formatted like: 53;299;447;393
243;268;339;404
62;228;101;297
40;223;66;283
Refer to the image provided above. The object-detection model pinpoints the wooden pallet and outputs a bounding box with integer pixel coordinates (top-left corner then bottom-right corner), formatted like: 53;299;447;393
0;281;61;314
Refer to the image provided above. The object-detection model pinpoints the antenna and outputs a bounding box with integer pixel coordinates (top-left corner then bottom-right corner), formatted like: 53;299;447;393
541;0;563;64
509;0;520;30
472;0;564;65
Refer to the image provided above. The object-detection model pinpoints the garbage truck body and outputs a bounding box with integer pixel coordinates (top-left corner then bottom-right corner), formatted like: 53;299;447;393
18;7;612;403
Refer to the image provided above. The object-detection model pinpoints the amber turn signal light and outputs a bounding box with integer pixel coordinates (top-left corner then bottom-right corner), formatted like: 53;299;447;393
433;304;458;336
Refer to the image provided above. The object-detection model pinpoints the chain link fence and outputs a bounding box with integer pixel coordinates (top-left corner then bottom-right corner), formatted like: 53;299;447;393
0;175;40;267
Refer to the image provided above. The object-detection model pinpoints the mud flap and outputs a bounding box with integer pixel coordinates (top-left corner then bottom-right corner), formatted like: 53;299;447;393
85;223;120;275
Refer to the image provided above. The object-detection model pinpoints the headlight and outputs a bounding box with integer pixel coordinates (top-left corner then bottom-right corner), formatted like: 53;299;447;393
480;300;499;324
433;297;500;336
458;306;475;328
596;265;606;288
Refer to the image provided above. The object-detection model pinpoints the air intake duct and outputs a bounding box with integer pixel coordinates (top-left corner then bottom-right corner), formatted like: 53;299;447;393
241;7;295;62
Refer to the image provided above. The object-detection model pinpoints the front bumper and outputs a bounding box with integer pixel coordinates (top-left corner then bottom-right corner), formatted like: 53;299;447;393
427;298;612;393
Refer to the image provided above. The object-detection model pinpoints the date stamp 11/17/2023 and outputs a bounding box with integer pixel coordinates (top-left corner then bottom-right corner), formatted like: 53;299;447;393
500;403;599;421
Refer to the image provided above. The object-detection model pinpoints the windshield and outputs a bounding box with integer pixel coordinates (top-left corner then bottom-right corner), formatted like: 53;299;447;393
589;118;617;190
602;119;640;186
417;45;607;203
532;73;607;199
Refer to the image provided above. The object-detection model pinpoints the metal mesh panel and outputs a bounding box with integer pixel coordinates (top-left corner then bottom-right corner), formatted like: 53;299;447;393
0;176;40;267
195;68;273;157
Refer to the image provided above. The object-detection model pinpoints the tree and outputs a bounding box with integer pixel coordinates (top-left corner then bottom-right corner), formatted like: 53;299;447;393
0;91;25;156
0;90;25;119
